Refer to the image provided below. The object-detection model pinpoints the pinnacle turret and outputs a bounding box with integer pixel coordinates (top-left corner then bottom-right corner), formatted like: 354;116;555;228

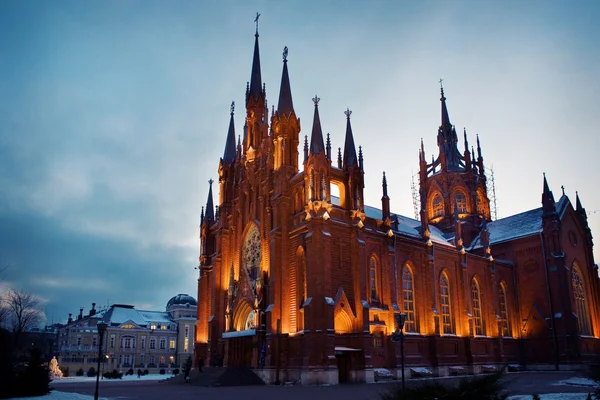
205;179;215;222
309;96;325;155
277;47;294;117
222;102;236;165
343;109;358;169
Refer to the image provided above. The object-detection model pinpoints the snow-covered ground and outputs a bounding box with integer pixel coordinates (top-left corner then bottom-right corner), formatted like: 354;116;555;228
50;373;172;384
508;395;591;400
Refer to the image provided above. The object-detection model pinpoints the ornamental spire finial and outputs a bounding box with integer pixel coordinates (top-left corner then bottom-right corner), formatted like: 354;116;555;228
344;108;352;119
230;101;235;115
254;12;261;35
312;95;320;106
283;46;288;61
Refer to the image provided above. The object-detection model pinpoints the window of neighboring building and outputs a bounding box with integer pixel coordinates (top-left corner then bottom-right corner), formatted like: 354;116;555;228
369;255;379;302
471;279;484;336
432;194;444;218
149;355;155;366
150;323;157;330
150;338;156;350
160;338;166;350
92;336;97;346
141;336;146;349
572;265;592;336
440;272;454;334
169;356;174;365
159;356;165;366
169;339;175;350
110;335;115;348
498;283;510;337
184;338;189;353
455;191;467;214
402;265;416;332
77;336;81;346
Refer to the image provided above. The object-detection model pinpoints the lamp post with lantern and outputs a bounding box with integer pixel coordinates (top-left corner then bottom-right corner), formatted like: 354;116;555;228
94;321;107;400
392;313;407;391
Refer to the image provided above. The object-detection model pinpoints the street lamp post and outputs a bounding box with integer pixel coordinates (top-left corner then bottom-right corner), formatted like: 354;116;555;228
94;321;107;400
393;313;407;391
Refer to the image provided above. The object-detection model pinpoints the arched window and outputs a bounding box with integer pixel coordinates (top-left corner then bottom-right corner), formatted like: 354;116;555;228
455;191;467;214
402;265;416;332
471;279;484;335
572;265;592;336
440;272;454;334
498;282;510;337
476;191;486;216
369;256;379;302
432;194;444;218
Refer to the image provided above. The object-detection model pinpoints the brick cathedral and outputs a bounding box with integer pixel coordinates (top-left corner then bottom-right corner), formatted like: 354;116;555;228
194;24;600;384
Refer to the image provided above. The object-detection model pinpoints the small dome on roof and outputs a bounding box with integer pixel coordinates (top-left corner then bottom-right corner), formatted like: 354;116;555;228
166;294;197;309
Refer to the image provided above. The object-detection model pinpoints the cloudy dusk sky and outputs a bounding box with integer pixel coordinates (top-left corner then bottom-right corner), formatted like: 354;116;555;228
1;1;599;325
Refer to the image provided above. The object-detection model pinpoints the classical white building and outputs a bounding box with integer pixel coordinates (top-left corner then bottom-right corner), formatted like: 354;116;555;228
57;294;197;373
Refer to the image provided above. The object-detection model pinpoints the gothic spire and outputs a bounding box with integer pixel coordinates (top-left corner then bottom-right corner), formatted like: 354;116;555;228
309;96;325;155
381;171;390;221
326;133;331;161
463;128;469;153
223;102;236;165
343;108;358;169
542;173;556;215
277;46;294;117
205;179;215;222
440;81;451;128
247;14;263;104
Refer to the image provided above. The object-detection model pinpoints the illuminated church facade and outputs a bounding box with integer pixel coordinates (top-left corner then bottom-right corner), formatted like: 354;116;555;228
195;25;600;384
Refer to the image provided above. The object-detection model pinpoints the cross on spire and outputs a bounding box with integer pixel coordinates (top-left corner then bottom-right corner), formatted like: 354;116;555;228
209;178;214;186
254;12;261;35
283;46;288;61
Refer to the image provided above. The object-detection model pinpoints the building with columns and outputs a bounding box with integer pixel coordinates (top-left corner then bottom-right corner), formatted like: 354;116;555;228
195;25;600;384
57;294;196;374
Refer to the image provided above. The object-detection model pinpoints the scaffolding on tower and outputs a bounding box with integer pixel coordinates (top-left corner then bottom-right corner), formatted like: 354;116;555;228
411;171;420;220
486;165;498;221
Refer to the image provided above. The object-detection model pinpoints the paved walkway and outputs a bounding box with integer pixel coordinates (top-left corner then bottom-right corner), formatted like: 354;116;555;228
51;371;596;400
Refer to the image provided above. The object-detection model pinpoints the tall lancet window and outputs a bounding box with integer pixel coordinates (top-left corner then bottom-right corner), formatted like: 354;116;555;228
455;191;467;214
572;265;592;336
402;265;416;332
440;272;454;334
498;282;510;337
369;255;379;302
471;278;484;336
309;171;314;201
432;194;444;218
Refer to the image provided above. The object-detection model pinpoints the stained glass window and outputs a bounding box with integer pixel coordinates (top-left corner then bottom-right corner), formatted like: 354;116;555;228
455;191;467;214
572;265;592;336
432;194;444;218
243;224;261;282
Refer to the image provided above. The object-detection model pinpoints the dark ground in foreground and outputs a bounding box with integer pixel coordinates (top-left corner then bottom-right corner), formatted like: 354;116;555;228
51;371;596;400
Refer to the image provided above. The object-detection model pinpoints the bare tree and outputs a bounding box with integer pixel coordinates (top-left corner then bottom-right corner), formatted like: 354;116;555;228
5;288;43;344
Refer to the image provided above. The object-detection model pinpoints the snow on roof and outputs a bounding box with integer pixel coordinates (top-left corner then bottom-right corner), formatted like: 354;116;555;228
329;196;453;247
137;310;173;324
105;306;148;326
471;195;570;248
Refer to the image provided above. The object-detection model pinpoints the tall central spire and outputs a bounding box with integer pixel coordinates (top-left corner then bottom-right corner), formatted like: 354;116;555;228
248;12;263;103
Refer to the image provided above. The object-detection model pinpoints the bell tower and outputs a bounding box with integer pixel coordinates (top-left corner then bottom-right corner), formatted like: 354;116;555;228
419;82;490;245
